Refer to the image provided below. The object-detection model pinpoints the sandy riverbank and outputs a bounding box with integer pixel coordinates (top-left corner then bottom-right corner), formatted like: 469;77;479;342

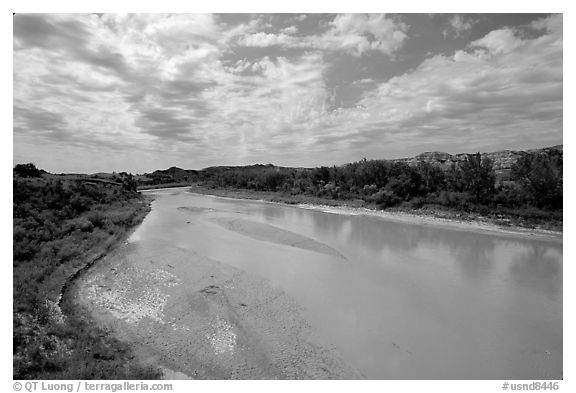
293;203;563;241
73;236;361;379
181;187;562;242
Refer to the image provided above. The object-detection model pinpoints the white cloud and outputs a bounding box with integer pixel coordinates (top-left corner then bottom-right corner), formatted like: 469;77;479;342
443;15;475;38
238;32;296;47
236;13;408;56
328;15;562;155
324;14;408;55
281;25;298;35
469;28;524;55
13;13;563;172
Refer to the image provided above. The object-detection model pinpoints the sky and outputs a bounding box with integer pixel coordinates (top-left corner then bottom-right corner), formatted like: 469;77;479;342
13;13;563;173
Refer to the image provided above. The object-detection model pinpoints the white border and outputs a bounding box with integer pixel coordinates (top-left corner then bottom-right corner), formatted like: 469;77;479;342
4;2;573;392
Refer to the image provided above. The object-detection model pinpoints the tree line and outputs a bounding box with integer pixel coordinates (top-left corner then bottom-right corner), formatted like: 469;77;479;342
199;149;562;215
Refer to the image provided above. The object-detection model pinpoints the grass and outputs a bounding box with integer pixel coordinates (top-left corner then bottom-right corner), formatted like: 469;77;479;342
187;184;562;233
13;176;162;379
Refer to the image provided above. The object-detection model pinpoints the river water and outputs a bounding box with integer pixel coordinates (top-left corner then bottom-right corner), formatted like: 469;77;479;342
132;188;562;379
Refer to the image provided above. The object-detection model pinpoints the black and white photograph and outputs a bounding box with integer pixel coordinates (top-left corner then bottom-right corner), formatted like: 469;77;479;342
10;4;566;387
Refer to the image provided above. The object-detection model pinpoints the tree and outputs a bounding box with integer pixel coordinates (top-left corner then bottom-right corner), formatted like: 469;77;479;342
120;173;138;193
14;163;42;178
312;166;330;185
511;150;562;209
416;161;446;194
460;153;495;204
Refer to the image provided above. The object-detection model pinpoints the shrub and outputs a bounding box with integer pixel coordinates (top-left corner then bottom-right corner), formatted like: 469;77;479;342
460;153;496;204
14;163;42;178
372;189;402;208
511;150;562;209
435;191;472;210
62;217;94;234
409;197;426;209
13;176;158;379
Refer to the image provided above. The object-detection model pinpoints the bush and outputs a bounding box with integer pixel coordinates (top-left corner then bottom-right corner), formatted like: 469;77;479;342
56;242;81;262
435;191;472;210
62;217;94;234
13;176;159;379
511;150;562;209
409;197;426;209
493;182;526;208
70;195;93;213
372;189;402;208
14;163;42;178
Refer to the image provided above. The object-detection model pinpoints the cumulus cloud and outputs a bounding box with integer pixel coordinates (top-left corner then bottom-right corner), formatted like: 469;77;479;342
323;14;408;55
237;13;408;56
469;28;524;55
13;13;562;172
238;32;296;47
325;14;562;156
281;25;298;35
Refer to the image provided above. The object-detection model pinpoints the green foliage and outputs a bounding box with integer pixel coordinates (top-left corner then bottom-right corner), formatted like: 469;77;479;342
511;150;562;209
13;175;160;379
14;163;42;178
190;148;561;225
371;189;402;208
113;172;138;192
459;153;496;204
435;191;473;210
416;161;446;194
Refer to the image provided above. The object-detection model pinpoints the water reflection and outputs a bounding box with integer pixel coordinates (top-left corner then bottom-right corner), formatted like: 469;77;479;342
341;215;422;254
261;204;287;221
305;210;561;299
509;243;562;302
140;190;562;379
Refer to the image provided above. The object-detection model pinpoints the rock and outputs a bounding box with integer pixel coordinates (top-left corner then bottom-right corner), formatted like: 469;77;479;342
392;145;562;178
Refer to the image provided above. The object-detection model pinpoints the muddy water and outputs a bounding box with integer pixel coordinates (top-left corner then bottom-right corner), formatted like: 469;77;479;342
88;189;562;379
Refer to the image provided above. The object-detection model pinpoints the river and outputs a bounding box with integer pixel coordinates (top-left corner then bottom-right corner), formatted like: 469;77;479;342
80;188;562;379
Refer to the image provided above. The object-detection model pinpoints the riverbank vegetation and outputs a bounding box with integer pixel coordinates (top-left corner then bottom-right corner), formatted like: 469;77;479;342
13;164;161;379
189;148;562;231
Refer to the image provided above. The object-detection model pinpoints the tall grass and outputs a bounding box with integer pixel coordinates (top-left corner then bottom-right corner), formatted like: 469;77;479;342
13;176;162;379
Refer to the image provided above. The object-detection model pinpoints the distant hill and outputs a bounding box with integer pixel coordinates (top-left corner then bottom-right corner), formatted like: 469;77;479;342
134;144;562;188
17;145;562;189
137;166;199;187
393;145;563;179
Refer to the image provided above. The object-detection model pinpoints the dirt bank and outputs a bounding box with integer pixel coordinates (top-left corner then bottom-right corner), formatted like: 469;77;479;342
73;238;361;379
184;187;562;242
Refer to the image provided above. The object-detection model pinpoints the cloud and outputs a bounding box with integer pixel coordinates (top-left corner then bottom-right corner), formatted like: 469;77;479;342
442;15;475;38
13;106;68;138
530;13;562;34
323;14;408;55
236;13;408;56
239;32;296;47
13;14;89;50
136;108;204;141
469;28;523;55
329;14;562;155
13;13;563;172
281;25;298;35
14;14;131;78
